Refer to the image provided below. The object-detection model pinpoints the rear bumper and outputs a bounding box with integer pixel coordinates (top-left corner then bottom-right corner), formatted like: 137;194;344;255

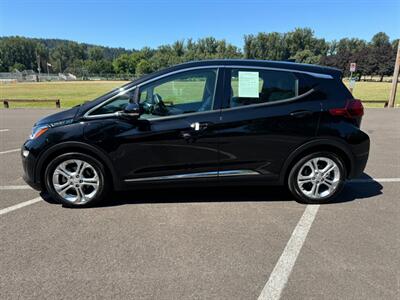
349;150;369;178
348;131;370;179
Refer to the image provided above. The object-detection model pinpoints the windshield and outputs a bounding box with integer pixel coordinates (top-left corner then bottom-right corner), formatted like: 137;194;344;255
89;81;134;104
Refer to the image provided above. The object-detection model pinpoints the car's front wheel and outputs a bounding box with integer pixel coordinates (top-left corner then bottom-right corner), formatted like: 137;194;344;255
44;153;109;207
288;152;346;204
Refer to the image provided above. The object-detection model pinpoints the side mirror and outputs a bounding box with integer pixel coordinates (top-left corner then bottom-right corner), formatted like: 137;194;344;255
117;102;140;119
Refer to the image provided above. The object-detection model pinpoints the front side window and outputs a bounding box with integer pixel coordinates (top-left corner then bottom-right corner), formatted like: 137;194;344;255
90;90;134;115
229;68;314;108
138;68;217;118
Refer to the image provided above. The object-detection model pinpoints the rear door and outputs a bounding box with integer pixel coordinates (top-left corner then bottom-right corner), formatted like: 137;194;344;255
217;66;323;181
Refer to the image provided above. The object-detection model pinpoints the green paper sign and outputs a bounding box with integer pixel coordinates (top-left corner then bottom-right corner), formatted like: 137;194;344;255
238;71;259;98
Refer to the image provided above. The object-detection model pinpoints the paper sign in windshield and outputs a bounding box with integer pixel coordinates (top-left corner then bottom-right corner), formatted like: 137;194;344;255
238;71;259;98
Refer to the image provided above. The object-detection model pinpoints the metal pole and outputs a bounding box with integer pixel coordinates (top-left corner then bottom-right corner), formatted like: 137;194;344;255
349;71;354;93
36;55;41;77
37;55;41;82
388;41;400;108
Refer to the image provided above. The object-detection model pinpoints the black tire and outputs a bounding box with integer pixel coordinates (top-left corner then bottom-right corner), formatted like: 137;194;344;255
44;152;109;207
288;151;346;204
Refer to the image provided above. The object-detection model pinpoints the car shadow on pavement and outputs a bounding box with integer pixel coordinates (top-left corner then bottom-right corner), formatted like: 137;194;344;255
40;185;294;208
103;176;382;207
96;185;294;208
40;173;383;208
328;173;383;204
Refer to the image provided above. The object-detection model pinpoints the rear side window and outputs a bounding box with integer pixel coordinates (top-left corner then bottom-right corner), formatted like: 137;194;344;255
229;68;315;108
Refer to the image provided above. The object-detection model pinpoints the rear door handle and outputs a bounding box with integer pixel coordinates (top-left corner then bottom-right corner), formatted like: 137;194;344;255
290;110;313;118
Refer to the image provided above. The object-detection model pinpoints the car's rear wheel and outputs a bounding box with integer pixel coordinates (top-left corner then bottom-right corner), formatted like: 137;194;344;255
288;152;346;204
44;153;108;207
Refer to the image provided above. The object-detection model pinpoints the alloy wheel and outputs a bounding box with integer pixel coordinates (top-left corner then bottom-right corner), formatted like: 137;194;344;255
52;159;100;205
296;157;341;200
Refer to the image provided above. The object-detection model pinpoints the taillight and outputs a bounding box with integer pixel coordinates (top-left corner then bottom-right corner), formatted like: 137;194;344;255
329;99;364;118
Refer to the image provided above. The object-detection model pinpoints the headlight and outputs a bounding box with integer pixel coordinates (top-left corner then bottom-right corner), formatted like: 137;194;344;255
29;125;49;139
22;149;30;157
29;119;73;140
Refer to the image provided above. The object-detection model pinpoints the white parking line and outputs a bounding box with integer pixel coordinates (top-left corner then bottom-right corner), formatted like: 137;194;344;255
0;129;10;132
349;178;400;183
0;185;32;190
257;176;400;300
0;197;42;216
258;205;320;300
0;148;20;155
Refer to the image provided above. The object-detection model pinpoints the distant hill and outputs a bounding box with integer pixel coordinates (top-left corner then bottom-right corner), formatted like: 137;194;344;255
0;36;135;60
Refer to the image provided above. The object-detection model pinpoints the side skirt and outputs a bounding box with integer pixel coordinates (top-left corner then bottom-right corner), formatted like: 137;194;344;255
124;169;260;183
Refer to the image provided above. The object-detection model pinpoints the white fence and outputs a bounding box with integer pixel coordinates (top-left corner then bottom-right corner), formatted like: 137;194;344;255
0;71;135;83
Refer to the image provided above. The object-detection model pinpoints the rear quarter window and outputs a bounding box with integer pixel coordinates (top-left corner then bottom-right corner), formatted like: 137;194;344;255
315;77;352;104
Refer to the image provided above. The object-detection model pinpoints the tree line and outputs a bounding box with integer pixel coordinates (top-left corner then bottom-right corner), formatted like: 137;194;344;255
0;28;398;80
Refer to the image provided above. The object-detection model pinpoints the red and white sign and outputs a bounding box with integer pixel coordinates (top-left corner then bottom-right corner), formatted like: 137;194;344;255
350;63;356;72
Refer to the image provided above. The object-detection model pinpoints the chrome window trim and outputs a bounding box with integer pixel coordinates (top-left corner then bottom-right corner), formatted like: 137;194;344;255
137;65;220;88
225;65;333;79
84;66;220;119
83;64;332;120
142;109;220;122
124;169;260;182
221;88;316;113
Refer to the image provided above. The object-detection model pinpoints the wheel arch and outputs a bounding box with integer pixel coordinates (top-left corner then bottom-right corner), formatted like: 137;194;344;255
280;139;355;185
35;141;121;190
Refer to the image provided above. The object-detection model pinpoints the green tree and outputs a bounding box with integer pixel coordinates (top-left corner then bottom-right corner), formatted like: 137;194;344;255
50;42;86;73
291;49;321;64
88;47;104;61
85;59;114;75
244;28;327;61
244;32;287;60
136;59;153;76
9;62;25;72
0;36;38;71
370;32;393;81
113;53;136;75
371;32;390;48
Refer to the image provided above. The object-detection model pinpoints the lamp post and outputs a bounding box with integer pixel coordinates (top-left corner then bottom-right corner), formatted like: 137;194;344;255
36;55;41;82
46;62;52;78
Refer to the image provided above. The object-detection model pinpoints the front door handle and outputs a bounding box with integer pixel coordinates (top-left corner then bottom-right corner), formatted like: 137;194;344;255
181;122;211;142
190;122;210;131
290;110;313;118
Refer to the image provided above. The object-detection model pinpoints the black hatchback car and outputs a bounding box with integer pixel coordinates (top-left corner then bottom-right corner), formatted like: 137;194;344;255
22;59;369;207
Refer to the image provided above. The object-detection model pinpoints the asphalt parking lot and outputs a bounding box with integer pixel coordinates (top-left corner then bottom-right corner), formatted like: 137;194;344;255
0;108;399;299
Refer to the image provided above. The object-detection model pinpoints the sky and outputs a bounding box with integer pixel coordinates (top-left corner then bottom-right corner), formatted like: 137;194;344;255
0;0;399;50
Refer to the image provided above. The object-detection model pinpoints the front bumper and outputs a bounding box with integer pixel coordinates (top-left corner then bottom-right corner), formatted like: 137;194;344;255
21;144;42;191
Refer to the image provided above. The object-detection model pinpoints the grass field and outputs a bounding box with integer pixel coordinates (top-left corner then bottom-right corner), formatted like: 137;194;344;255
1;80;399;108
0;81;128;108
344;81;399;107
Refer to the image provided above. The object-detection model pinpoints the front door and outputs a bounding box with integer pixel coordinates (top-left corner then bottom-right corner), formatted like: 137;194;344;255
115;67;223;183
